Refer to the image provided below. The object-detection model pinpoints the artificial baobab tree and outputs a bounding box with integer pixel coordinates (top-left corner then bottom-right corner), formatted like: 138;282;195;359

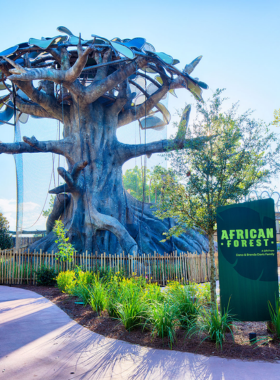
0;27;210;254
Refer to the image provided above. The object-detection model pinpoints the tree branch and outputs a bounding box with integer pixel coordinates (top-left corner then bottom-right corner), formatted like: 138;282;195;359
16;96;53;119
117;84;169;127
82;57;147;104
22;135;74;161
49;160;88;194
0;63;65;121
14;80;66;121
4;38;95;84
117;105;211;162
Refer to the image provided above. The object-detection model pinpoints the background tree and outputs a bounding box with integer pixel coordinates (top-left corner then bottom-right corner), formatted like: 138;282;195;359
155;89;280;304
123;165;163;203
273;109;280;127
0;27;210;255
42;195;55;217
0;213;13;249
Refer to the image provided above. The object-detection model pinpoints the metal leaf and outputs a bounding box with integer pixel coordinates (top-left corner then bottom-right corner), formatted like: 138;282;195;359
111;41;134;59
156;102;171;124
197;80;208;90
19;113;29;124
146;83;158;96
57;26;73;36
123;38;146;51
140;66;157;73
0;83;11;91
172;59;180;65
68;35;82;45
111;37;122;42
134;94;146;105
0;101;14;125
155;76;177;97
0;45;19;57
142;42;155;53
0;95;6;110
153;52;173;65
139;115;166;131
185;79;203;101
29;36;67;50
91;34;110;43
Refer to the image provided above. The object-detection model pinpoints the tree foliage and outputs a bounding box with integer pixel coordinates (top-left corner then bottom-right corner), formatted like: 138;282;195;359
0;213;13;250
155;89;280;304
273;109;280;127
123;165;163;203
42;195;55;218
53;220;75;262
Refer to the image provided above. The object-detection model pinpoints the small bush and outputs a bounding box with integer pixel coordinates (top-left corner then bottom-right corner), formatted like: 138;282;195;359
88;275;107;313
56;271;76;292
166;282;199;330
146;301;178;348
191;302;234;349
36;266;57;286
268;299;280;338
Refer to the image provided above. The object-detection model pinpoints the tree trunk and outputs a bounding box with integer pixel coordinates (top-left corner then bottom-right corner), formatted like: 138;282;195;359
208;230;217;306
27;101;209;256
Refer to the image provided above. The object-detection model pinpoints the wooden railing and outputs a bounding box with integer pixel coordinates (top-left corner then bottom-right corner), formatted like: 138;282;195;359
1;249;279;287
0;249;218;286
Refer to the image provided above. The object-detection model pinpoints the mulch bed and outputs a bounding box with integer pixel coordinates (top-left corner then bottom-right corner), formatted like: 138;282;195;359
12;284;280;362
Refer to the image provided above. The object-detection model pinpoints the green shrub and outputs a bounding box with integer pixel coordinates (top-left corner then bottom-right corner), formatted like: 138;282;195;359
88;275;108;313
191;302;234;349
145;301;178;349
166;282;199;330
268;299;280;338
142;283;164;303
36;266;57;286
73;283;92;305
0;213;13;250
56;271;76;292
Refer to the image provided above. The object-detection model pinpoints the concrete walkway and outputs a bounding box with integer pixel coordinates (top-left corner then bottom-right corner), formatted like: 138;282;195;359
0;287;280;380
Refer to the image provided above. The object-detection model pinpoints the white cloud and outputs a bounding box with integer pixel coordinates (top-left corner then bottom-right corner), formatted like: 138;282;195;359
0;198;46;231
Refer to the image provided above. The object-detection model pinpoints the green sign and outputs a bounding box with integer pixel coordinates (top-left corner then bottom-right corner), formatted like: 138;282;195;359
217;198;278;321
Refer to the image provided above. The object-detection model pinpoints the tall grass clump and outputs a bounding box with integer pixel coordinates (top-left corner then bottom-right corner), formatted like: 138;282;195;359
88;274;107;314
166;282;199;330
115;278;146;330
145;301;178;349
268;299;280;338
191;302;234;349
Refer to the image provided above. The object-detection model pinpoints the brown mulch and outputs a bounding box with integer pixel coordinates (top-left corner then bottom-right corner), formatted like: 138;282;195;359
12;284;280;362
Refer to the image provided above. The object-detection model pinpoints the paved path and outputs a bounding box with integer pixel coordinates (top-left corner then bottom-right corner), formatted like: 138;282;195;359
0;286;280;380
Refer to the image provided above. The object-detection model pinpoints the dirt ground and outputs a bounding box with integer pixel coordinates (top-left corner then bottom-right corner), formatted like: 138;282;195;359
13;284;280;362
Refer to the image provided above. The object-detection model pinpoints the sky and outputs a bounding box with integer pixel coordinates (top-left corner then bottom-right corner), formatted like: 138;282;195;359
0;0;279;231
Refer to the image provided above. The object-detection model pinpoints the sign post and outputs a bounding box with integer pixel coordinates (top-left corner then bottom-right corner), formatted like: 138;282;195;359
217;198;279;321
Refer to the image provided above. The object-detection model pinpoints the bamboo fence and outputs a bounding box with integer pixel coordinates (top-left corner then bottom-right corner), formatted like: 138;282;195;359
1;249;279;286
0;249;220;286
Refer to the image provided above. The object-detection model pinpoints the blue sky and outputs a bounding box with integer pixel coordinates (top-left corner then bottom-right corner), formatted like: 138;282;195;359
0;0;279;230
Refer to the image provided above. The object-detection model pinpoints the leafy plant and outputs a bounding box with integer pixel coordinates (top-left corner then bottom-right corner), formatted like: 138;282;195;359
166;282;199;329
115;278;146;330
145;301;178;349
0;213;13;250
56;270;76;292
88;275;108;313
268;298;280;338
36;265;57;286
53;220;75;262
191;302;235;349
